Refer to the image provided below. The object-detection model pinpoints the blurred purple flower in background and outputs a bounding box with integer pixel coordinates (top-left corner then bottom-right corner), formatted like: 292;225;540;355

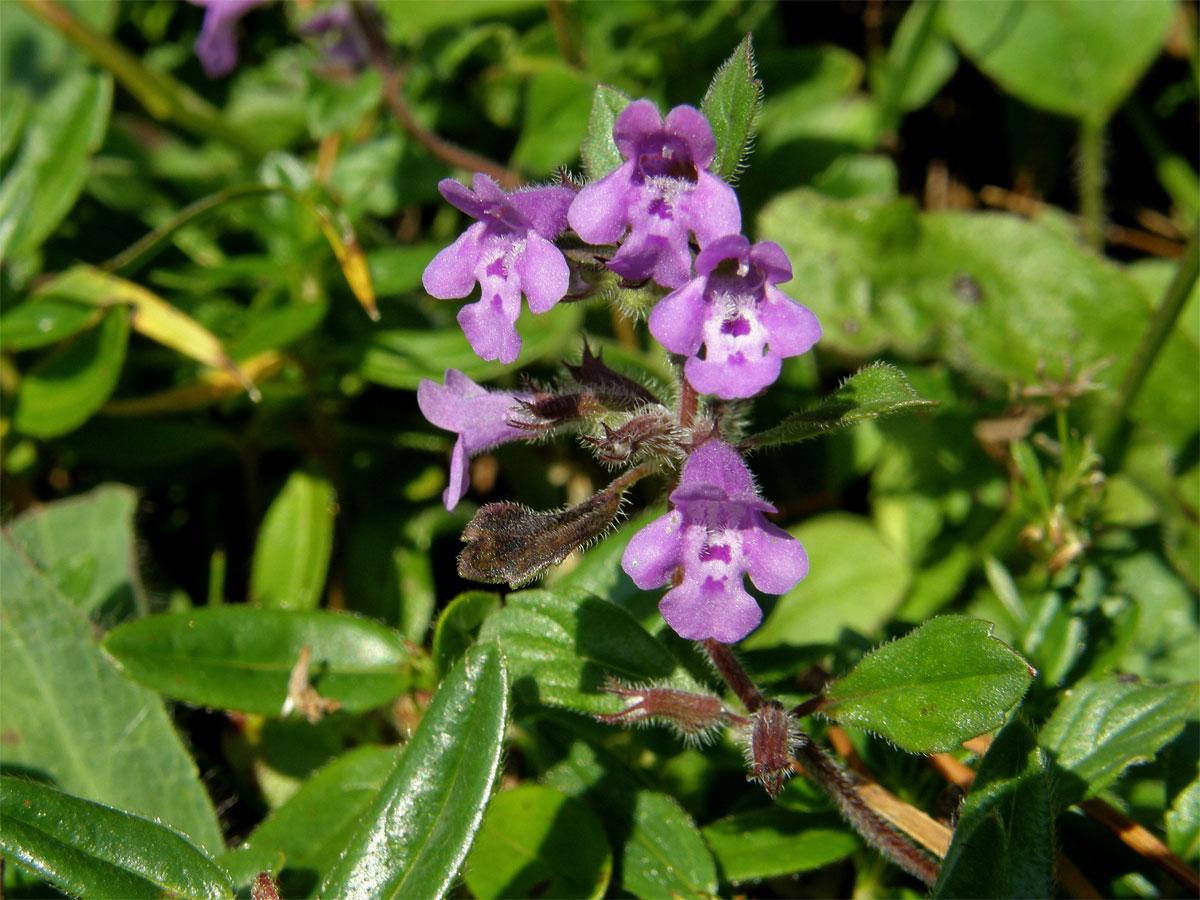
621;438;808;643
188;0;268;78
417;369;533;511
423;175;575;365
649;235;821;399
568;100;741;289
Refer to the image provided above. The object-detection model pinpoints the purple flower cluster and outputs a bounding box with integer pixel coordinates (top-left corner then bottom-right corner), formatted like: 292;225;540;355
419;97;821;644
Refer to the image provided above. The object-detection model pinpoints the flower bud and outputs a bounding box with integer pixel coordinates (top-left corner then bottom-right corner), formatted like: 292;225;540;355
742;700;806;798
596;677;727;745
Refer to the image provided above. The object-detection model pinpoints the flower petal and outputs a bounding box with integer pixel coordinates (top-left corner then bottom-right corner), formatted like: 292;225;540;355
758;287;822;358
613;99;664;160
678;172;741;247
685;349;781;400
422;226;483;299
658;576;762;643
743;517;808;595
517;233;570;314
649;279;706;355
621;510;684;590
568;164;635;245
456;292;523;364
663;105;717;169
508;184;575;240
444;436;471;511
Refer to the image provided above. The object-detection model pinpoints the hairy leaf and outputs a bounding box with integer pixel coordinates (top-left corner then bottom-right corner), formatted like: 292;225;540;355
702;33;763;182
581;84;632;181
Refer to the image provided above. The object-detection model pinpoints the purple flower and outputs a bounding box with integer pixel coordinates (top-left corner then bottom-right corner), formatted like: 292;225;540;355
568;100;741;289
417;369;533;511
188;0;268;78
299;3;379;69
423;175;575;365
621;438;808;643
648;235;821;399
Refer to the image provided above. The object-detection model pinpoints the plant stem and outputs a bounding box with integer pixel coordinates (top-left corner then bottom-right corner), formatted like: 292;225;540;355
701;639;763;712
17;0;265;158
1077;115;1107;251
795;740;941;886
1096;226;1200;456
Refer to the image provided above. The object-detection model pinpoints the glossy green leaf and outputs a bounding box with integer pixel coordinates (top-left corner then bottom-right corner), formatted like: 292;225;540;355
933;719;1054;899
432;591;501;679
702;33;763;182
943;0;1172;120
581;85;632;181
540;727;718;899
0;70;111;264
250;469;336;610
478;588;704;715
8;484;147;621
745;363;938;450
463;785;612;900
745;514;911;649
1039;676;1199;809
245;745;401;897
821;617;1034;753
702;808;858;884
213;847;284;892
321;644;508;900
102;606;410;715
0;296;100;350
0;777;233;900
13;306;130;439
0;536;223;852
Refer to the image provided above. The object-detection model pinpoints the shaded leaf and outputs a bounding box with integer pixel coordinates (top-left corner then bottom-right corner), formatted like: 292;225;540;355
702;807;858;884
478;589;704;715
702;33;763;182
0;777;233;900
13;306;129;439
933;719;1054;899
464;784;612;900
1039;676;1199;809
250;469;336;611
744;363;938;450
821;617;1034;754
0;536;223;852
0;295;101;350
432;591;501;679
320;644;508;900
581;85;632;181
103;606;410;716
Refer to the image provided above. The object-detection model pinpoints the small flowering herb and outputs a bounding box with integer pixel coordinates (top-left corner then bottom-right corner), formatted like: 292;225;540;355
422;175;575;364
416;369;532;511
649;235;822;399
187;0;268;78
567;100;741;289
620;438;808;643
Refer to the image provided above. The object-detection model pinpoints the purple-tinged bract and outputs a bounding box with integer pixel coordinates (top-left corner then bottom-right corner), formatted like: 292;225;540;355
423;175;575;365
568;100;741;289
649;234;821;399
188;0;269;78
621;438;808;643
416;369;533;511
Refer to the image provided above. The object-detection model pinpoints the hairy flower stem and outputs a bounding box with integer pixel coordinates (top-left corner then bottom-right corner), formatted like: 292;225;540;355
701;639;763;712
795;740;941;886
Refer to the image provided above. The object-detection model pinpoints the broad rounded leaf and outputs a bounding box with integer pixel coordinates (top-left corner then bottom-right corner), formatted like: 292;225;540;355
702;808;858;884
13;305;130;439
320;644;509;900
464;784;612;899
103;606;410;715
943;0;1172;120
250;469;336;611
478;589;704;715
0;777;233;900
821;616;1034;753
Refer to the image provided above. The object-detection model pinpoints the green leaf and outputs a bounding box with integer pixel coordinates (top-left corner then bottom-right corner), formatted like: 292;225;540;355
213;847;284;893
869;0;957;118
744;513;911;650
702;807;858;884
463;784;612;900
13;305;130;439
580;85;632;181
943;0;1172;120
1039;676;1199;809
1021;592;1086;686
250;469;336;610
745;363;938;450
376;0;541;43
103;606;410;716
701;34;763;182
0;777;233;900
321;644;509;900
0;70;112;265
432;591;501;679
8;484;147;621
821;617;1034;754
245;745;401;897
0;295;101;350
540;727;717;899
933;719;1054;899
0;536;223;852
478;589;704;715
512;65;595;175
1167;778;1200;863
